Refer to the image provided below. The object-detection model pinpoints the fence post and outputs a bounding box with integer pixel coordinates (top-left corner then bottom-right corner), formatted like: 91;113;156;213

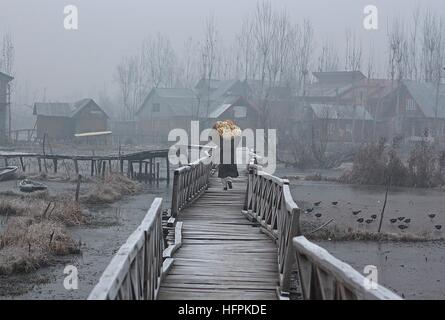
171;170;180;218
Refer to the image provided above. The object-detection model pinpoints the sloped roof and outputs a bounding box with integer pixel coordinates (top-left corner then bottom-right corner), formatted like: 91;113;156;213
209;79;240;100
155;88;197;99
304;82;355;98
0;71;13;82
310;104;373;120
137;88;199;117
312;71;366;84
33;99;107;118
204;96;254;119
33;102;72;117
403;80;445;118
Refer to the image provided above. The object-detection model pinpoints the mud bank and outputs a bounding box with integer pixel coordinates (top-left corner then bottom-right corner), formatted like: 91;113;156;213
0;182;171;300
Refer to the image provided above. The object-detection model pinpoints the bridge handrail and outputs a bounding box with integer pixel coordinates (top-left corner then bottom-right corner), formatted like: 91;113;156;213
171;154;213;218
88;198;164;300
243;163;300;298
293;236;402;300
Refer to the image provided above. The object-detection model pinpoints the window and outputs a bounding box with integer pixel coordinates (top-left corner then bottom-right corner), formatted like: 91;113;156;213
153;103;160;112
233;106;247;118
406;99;416;111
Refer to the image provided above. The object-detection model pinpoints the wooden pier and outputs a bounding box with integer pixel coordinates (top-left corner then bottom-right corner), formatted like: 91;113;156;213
0;149;170;183
88;153;402;300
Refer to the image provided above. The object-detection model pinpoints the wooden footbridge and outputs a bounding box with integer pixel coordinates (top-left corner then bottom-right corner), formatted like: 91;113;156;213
88;151;402;300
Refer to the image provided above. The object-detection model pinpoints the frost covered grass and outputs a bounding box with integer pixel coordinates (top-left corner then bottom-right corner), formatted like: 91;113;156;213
81;174;141;204
0;194;86;275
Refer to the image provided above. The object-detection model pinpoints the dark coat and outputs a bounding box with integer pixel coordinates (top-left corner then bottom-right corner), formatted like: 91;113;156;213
217;136;239;179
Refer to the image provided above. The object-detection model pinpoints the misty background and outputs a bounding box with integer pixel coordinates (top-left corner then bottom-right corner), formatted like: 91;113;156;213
1;0;445;121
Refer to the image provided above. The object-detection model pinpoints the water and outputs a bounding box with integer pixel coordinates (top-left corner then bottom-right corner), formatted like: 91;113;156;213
316;241;445;300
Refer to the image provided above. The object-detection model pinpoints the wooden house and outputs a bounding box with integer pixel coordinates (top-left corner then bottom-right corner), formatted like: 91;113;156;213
0;71;13;144
296;103;374;143
136;88;199;143
33;99;108;141
137;82;258;143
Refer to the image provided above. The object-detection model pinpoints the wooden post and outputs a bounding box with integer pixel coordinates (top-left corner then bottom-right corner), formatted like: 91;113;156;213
108;160;112;174
91;160;95;177
102;161;106;179
75;175;82;202
74;159;79;175
37;157;42;173
4;158;8;166
19;157;25;172
144;162;148;184
171;170;180;218
53;159;58;173
149;158;153;183
127;160;131;178
120;159;124;174
166;155;170;184
130;161;134;179
139;160;143;181
156;162;160;184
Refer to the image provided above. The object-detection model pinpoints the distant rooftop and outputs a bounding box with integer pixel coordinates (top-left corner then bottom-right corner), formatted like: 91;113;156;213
0;71;14;82
312;71;366;84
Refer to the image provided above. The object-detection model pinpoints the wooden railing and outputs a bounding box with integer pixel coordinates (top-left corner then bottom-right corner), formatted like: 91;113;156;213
243;158;400;300
243;163;300;299
293;236;402;300
171;154;213;218
88;198;169;300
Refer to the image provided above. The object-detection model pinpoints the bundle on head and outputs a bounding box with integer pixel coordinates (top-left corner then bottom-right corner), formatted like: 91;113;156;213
213;120;241;139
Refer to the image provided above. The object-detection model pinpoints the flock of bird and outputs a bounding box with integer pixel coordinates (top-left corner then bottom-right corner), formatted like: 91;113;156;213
304;201;443;232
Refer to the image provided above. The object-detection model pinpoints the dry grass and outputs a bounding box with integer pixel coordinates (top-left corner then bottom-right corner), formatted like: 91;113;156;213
82;174;141;204
27;172;92;183
0;218;81;275
301;221;439;242
0;194;87;275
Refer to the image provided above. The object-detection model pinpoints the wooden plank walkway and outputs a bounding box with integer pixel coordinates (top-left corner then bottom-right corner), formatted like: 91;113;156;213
158;173;279;300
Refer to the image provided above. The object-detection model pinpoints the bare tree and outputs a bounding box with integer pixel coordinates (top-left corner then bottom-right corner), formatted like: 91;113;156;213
408;5;421;81
237;18;256;81
200;15;219;119
345;29;362;72
142;33;177;89
317;38;339;72
114;56;136;120
387;18;408;82
253;1;276;95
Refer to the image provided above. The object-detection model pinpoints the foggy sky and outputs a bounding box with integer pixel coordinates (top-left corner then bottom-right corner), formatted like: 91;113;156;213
1;0;445;104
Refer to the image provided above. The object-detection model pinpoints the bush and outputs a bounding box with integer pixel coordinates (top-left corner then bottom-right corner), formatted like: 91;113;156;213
82;174;141;204
408;140;443;187
341;138;444;188
343;139;387;185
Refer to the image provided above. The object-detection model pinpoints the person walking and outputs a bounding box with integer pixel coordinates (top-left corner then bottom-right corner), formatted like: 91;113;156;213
213;120;240;190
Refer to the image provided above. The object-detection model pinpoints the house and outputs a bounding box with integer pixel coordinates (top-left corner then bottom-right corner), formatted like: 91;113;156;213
0;71;14;144
399;80;445;144
339;79;400;141
204;96;258;130
33;99;108;141
301;71;367;104
296;103;374;143
196;79;258;130
136;88;199;143
137;82;258;143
